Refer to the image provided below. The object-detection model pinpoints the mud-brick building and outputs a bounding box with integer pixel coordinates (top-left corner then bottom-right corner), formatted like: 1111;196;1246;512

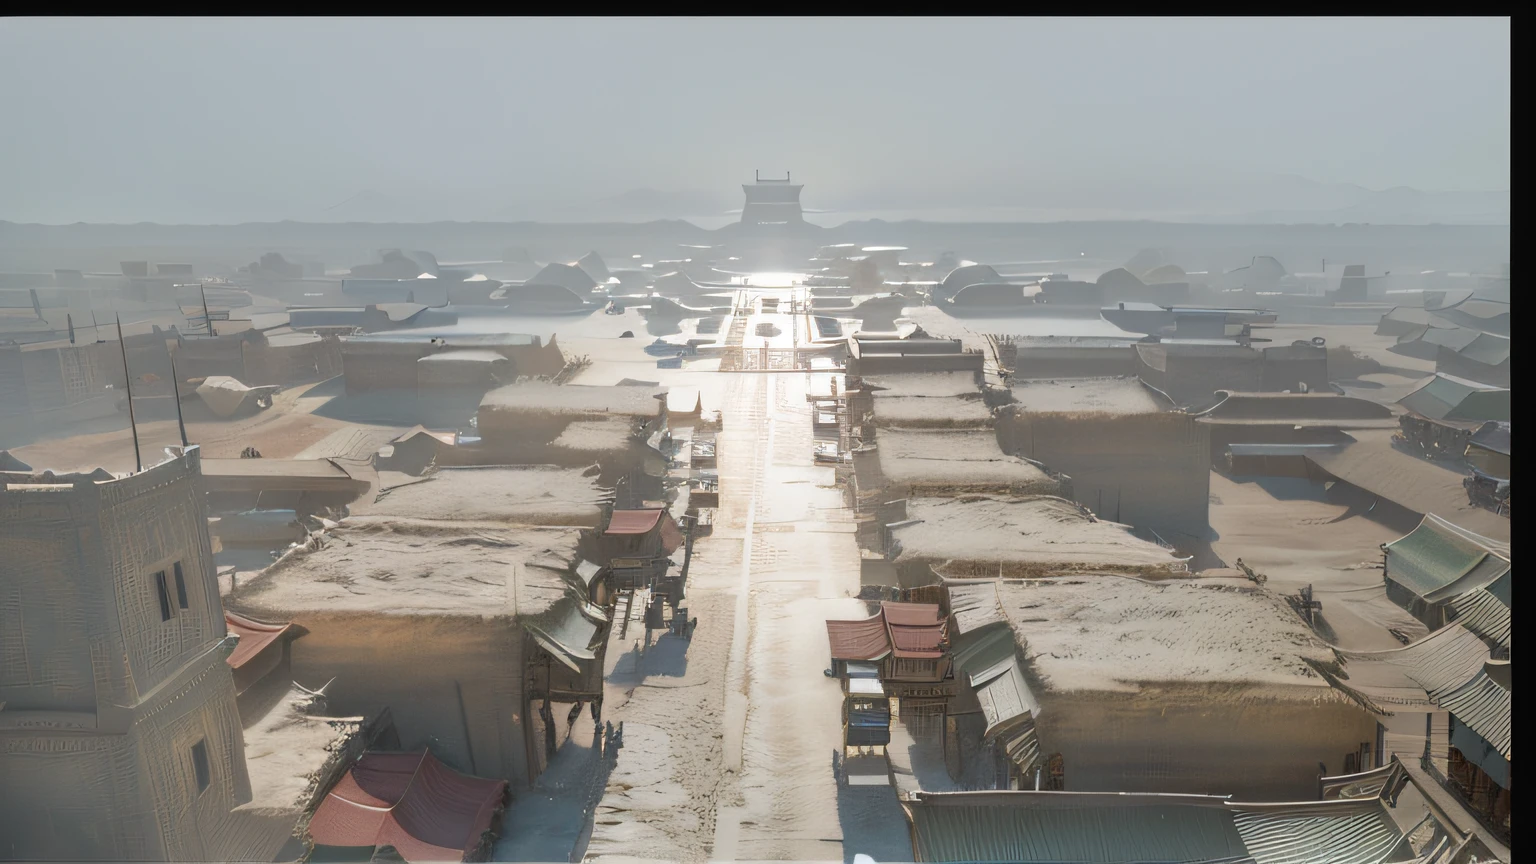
0;449;314;862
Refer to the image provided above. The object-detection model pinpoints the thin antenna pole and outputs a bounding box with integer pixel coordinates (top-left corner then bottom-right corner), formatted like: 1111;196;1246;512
116;315;142;472
114;315;143;470
170;353;189;448
200;284;214;336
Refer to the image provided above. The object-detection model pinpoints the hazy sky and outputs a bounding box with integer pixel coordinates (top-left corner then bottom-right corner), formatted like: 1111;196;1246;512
0;17;1510;224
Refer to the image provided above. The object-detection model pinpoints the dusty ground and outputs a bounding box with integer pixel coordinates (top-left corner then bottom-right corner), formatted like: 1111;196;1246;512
578;288;913;864
10;377;402;473
11;296;1462;859
1207;472;1424;650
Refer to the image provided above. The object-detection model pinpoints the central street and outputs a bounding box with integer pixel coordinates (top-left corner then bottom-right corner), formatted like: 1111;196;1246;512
571;284;910;863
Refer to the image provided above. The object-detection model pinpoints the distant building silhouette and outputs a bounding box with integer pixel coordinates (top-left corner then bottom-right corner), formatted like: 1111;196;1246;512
740;170;805;228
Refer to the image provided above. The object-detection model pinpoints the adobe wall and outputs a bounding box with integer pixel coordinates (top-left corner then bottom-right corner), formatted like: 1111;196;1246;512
1163;354;1263;406
280;613;531;785
0;652;285;863
1;449;221;718
997;410;1210;537
95;451;226;702
340;342;424;396
1010;349;1136;379
1035;685;1378;799
0;728;158;859
342;338;566;395
174;335;252;381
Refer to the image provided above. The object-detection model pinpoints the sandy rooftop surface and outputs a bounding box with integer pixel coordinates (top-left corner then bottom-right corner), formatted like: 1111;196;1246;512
230;521;582;618
239;684;361;813
863;371;983;398
481;380;666;416
872;428;1058;492
1009;375;1168;414
355;465;609;527
8;383;384;474
893;495;1179;570
869;394;993;427
998;575;1332;693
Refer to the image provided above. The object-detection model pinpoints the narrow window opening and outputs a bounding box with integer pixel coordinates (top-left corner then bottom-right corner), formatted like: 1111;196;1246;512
154;571;173;621
192;739;211;793
173;561;188;609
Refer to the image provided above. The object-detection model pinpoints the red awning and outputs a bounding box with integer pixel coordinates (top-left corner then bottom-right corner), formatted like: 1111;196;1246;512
308;750;508;862
881;601;946;658
224;611;294;670
880;601;943;627
827;615;892;661
606;509;666;535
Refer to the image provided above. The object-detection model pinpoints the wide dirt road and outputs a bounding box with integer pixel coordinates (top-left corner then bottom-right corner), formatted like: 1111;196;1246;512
582;291;910;863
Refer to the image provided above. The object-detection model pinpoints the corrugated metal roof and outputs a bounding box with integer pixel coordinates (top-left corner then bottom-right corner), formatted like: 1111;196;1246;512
997;715;1040;773
525;598;604;673
1446;588;1510;650
950;622;1040;755
904;792;1408;864
905;794;1248;863
1228;443;1345;457
1438;665;1510;759
1330;624;1490;712
1230;800;1404;864
1467;420;1510;456
976;669;1035;743
1383;515;1510;603
1397;374;1510;422
1456;332;1510;366
945;580;1005;635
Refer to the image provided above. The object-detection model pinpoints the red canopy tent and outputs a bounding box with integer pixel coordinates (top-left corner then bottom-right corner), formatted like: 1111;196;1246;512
308;750;508;862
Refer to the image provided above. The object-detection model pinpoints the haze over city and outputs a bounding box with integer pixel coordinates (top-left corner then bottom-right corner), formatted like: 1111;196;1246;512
0;17;1511;225
0;15;1511;864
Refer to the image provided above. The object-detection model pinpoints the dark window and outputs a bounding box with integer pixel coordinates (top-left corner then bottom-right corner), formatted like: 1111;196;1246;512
173;562;188;609
154;571;173;621
191;739;210;793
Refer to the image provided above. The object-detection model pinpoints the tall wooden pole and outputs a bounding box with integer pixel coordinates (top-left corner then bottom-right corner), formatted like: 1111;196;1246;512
170;353;189;448
116;315;142;472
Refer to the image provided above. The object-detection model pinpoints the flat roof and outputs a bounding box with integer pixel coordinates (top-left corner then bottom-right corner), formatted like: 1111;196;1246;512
904;790;1405;864
481;382;666;416
1008;376;1167;415
231;521;582;619
550;418;637;453
355;466;610;528
892;496;1180;572
869;395;993;428
997;575;1333;693
869;429;1058;494
242;684;363;813
1304;430;1511;541
863;371;981;398
417;349;508;364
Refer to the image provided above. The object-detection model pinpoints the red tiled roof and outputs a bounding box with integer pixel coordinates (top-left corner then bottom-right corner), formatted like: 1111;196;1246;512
308;750;507;862
827;615;893;661
881;601;946;658
605;509;666;535
224;611;294;670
